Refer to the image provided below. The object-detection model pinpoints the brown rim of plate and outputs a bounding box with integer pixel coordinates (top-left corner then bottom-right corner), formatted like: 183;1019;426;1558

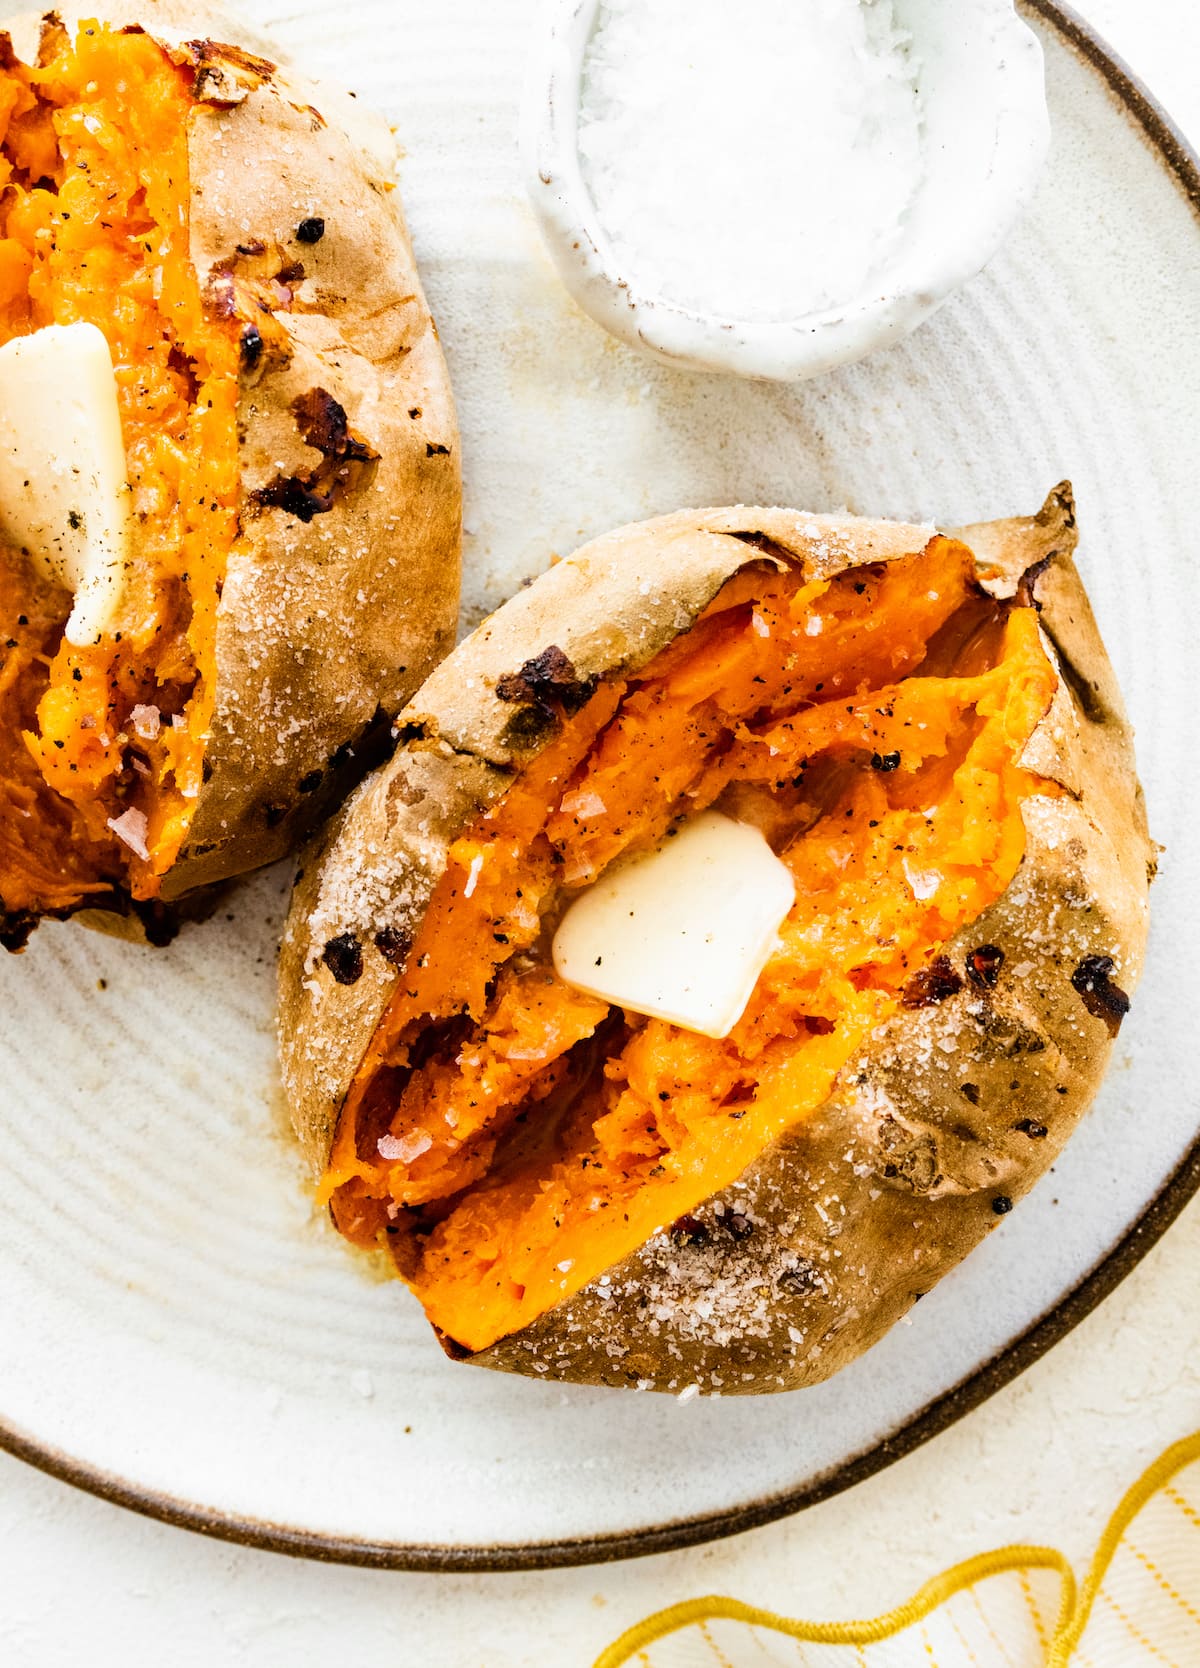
1;0;1196;1573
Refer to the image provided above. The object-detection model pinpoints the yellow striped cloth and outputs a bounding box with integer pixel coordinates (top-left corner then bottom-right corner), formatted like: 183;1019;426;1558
593;1433;1200;1668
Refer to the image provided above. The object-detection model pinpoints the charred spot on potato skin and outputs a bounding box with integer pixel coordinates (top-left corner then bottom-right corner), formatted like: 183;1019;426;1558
0;909;37;952
870;750;901;772
0;887;190;954
992;1195;1014;1215
496;647;598;749
296;216;325;244
1014;554;1057;609
190;39;276;77
186;38;276;103
254;477;334;523
1014;1118;1049;1139
777;1260;822;1297
1;876;228;953
426;441;451;458
960;1082;982;1105
1071;954;1131;1037
979;1011;1047;1058
901;955;963;1009
375;926;413;970
293;387;377;463
239;322;264;373
496;647;598;735
501;704;557;747
670;1214;710;1248
252;389;379;523
132;899;192;949
877;1116;942;1193
298;770;323;795
965;944;1005;989
322;933;364;986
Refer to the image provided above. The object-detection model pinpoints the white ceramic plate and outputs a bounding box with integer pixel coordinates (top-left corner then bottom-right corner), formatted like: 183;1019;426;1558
1;0;1198;1570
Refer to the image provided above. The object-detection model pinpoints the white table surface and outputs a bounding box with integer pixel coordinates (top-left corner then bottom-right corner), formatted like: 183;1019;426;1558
2;3;1198;1663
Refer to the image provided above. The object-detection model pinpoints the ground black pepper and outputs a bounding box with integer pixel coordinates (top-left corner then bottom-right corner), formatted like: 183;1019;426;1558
1070;954;1130;1037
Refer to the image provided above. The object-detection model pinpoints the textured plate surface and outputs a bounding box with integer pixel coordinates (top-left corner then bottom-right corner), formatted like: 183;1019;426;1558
0;0;1197;1569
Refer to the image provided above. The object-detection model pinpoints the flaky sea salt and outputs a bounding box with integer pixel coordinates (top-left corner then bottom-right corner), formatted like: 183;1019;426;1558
106;807;149;861
560;789;608;821
129;703;161;741
577;0;923;321
378;1130;433;1164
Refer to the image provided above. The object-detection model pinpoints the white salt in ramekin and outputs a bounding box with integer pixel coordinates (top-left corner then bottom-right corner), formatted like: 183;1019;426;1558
522;0;1050;381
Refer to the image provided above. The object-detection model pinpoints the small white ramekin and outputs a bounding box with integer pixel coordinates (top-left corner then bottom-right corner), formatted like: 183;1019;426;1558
521;0;1050;381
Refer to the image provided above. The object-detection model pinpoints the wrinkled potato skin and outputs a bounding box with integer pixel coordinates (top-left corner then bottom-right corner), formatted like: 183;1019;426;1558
7;3;461;923
279;486;1153;1394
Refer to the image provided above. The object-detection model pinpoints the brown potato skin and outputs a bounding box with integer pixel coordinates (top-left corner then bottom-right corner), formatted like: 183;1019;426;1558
279;486;1153;1394
4;4;461;927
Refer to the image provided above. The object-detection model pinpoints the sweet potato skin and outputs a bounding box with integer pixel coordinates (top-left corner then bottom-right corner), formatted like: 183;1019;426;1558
3;3;460;929
279;486;1153;1393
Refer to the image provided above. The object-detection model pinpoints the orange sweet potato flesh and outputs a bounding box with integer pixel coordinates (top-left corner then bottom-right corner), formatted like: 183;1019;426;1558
324;539;1059;1355
0;20;239;940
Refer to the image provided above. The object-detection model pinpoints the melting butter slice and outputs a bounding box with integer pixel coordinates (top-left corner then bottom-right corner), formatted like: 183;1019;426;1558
552;810;796;1039
0;321;131;646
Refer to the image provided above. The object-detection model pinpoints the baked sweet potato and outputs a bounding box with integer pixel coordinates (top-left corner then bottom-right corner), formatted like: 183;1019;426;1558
0;2;459;947
279;485;1152;1394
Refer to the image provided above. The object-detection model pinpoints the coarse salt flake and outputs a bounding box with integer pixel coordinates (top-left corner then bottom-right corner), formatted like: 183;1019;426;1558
106;807;149;861
378;1130;433;1164
903;860;942;901
129;703;161;740
560;789;608;820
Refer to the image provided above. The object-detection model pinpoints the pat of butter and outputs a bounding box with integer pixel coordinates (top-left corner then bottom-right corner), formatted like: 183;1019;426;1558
0;322;131;646
552;810;795;1039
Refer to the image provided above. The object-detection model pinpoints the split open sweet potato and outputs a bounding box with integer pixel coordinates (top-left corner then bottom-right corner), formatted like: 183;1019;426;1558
280;486;1151;1394
0;3;459;946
